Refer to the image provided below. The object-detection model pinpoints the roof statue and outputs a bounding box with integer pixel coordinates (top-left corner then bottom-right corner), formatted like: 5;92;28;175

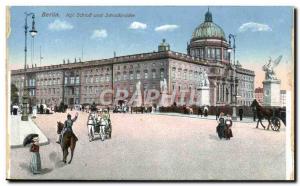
262;55;282;80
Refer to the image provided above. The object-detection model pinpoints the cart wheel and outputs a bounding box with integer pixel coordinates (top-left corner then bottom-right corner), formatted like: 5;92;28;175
271;117;281;131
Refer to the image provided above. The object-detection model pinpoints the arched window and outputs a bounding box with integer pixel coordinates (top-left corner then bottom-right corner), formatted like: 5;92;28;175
152;69;156;79
144;70;148;79
160;68;164;79
129;71;134;80
123;72;127;80
172;67;176;78
136;70;140;80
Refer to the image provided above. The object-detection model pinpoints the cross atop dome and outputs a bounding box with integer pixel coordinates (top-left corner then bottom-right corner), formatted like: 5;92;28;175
205;8;213;22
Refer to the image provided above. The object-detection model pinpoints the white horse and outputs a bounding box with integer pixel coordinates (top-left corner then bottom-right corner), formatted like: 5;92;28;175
99;117;109;141
87;113;97;142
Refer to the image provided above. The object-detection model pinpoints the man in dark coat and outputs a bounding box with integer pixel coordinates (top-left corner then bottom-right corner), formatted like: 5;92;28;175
238;108;243;121
216;107;220;120
252;107;257;121
216;112;226;139
256;107;266;129
198;107;203;117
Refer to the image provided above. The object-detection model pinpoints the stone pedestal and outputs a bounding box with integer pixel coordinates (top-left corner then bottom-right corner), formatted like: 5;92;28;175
160;92;169;107
263;79;281;106
198;86;210;106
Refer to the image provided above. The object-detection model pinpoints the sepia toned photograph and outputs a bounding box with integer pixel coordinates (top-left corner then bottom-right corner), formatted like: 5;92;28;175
6;6;295;181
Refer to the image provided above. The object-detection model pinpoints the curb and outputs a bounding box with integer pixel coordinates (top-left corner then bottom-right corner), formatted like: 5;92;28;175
9;116;50;149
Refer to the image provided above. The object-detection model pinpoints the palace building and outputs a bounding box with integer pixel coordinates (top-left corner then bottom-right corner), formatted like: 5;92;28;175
11;10;255;107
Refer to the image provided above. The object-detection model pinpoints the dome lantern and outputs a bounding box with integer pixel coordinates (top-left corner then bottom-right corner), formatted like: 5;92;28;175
191;10;226;41
205;9;212;22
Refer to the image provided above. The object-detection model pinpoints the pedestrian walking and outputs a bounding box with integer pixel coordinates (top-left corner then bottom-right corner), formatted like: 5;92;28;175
216;112;226;139
198;107;203;117
203;106;208;117
239;108;243;121
256;107;266;129
216;107;220;120
252;107;257;122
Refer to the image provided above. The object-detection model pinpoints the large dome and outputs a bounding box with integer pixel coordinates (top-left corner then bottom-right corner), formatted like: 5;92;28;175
192;10;226;41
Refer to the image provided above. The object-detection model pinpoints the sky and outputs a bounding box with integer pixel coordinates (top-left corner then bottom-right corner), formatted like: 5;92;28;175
7;6;294;90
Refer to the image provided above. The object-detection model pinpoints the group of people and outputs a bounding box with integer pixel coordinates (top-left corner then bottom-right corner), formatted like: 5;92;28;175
88;108;111;141
197;106;209;117
216;112;233;140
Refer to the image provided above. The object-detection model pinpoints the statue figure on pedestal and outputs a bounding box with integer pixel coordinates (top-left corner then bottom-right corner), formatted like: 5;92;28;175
160;78;167;93
203;70;209;87
262;55;282;80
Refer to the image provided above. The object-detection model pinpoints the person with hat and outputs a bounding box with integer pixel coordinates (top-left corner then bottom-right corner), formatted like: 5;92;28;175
23;134;41;174
57;112;79;144
216;112;226;139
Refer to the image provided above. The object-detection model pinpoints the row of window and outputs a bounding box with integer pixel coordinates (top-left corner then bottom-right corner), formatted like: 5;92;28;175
64;87;80;96
36;88;60;96
190;47;229;60
65;76;80;85
115;62;164;71
84;67;110;75
36;72;62;79
85;75;110;84
171;68;206;81
115;69;164;81
37;78;62;86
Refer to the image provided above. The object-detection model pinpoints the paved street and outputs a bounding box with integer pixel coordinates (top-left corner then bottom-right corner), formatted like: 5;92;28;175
8;111;286;180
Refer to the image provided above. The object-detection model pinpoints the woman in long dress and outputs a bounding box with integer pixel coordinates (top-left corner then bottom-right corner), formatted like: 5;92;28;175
216;112;226;139
30;136;41;174
225;114;233;140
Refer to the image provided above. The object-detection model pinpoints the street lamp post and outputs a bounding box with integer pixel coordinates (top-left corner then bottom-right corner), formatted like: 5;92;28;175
228;34;237;121
21;12;37;121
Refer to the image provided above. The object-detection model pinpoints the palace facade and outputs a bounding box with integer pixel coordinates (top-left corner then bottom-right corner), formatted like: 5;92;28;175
11;10;255;107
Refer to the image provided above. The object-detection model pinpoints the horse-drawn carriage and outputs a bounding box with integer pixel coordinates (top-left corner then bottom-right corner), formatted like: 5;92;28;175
87;112;112;141
251;99;286;131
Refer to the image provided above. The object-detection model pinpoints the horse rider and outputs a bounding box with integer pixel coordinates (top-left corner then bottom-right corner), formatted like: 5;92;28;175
57;112;79;144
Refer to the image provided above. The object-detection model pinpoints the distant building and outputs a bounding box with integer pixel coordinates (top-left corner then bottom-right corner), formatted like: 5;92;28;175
255;87;264;105
11;10;255;107
280;90;287;107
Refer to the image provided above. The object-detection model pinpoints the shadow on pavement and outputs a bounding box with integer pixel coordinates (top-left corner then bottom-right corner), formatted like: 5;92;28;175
19;163;53;175
49;151;66;168
209;134;221;141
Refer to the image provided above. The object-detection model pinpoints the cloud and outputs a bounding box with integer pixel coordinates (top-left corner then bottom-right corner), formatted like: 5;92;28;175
129;21;147;30
90;29;108;39
238;22;272;32
155;24;179;32
48;19;74;31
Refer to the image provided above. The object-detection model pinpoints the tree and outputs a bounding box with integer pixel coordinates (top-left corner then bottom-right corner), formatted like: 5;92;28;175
11;84;19;105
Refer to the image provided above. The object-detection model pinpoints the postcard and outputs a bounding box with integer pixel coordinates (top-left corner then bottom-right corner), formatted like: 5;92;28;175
6;6;295;181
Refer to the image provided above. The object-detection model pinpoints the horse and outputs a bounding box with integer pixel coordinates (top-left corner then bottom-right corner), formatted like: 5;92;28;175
57;121;78;164
250;99;273;130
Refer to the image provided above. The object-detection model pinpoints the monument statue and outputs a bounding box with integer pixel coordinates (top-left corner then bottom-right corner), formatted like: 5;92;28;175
160;78;167;93
136;80;141;92
262;55;282;80
203;70;209;87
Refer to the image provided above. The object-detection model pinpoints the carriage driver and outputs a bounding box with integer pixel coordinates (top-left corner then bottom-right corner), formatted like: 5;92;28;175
96;108;103;124
102;109;110;121
56;112;79;144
